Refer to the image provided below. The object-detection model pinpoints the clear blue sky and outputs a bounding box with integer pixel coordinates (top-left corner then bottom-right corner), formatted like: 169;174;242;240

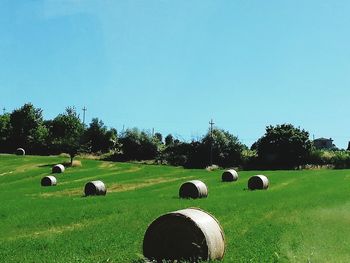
1;0;350;148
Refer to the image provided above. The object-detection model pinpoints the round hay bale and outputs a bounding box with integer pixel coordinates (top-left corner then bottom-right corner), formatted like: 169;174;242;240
16;148;25;156
179;180;208;199
52;164;65;173
84;180;106;196
41;176;57;186
248;175;269;190
143;208;225;262
222;169;239;182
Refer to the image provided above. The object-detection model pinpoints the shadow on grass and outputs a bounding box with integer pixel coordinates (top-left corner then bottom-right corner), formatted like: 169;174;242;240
38;162;80;168
38;163;58;168
131;259;203;263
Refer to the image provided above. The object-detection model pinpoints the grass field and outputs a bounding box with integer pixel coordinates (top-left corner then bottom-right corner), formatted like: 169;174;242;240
1;154;350;262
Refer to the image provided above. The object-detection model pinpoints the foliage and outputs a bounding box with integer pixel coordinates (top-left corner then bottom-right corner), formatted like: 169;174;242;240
50;107;84;164
117;128;161;161
308;150;350;168
164;129;245;168
5;103;350;170
165;134;174;146
8;103;49;154
253;124;313;169
163;141;190;166
0;113;11;152
201;128;246;168
83;118;118;153
153;132;163;143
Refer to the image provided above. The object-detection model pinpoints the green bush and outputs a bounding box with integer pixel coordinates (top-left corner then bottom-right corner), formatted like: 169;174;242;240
308;150;350;168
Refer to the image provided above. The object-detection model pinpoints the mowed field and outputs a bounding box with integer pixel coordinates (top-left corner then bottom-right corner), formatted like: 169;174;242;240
1;154;350;262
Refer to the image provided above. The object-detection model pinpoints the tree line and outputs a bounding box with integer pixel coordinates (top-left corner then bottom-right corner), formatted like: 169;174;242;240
1;103;349;169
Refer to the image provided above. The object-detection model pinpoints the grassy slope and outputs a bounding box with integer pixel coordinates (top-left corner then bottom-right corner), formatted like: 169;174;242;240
0;154;350;262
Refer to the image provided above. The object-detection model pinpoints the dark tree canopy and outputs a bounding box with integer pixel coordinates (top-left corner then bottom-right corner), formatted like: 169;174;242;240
165;134;174;146
0;113;11;152
8;103;48;154
197;129;245;167
201;128;246;168
83;118;118;153
253;124;313;168
118;128;161;161
164;129;245;168
154;132;163;143
2;103;338;170
50;107;84;164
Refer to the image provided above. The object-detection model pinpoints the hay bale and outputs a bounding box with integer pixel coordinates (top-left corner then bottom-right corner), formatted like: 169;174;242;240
222;169;239;182
63;160;82;167
41;176;57;186
248;175;269;190
179;180;208;199
52;164;65;173
143;208;225;262
206;164;219;171
84;180;106;196
71;160;82;167
16;148;25;156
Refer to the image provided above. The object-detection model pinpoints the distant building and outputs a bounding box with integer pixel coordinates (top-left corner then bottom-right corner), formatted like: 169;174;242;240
313;138;336;150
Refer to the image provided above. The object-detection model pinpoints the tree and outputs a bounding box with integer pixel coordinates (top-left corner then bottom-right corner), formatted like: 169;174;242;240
119;128;141;160
253;124;313;168
9;103;48;154
140;131;159;160
83;118;118;153
201;128;246;168
154;132;163;143
50;107;84;164
164;129;245;168
118;128;160;161
165;134;174;146
105;128;119;152
163;141;191;167
0;113;11;152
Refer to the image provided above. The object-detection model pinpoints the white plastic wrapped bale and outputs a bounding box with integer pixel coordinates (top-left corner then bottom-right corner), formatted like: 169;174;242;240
52;164;65;173
143;208;225;262
84;180;107;196
41;176;57;186
221;169;239;182
248;175;269;190
179;180;208;199
16;148;25;156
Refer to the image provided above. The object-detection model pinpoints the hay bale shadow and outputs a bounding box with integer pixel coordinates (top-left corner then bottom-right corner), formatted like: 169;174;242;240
38;163;58;168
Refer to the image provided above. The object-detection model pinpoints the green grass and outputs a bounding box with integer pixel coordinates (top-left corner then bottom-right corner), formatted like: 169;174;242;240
1;154;350;262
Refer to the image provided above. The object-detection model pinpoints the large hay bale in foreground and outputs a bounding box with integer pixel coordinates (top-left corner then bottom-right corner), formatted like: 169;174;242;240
84;180;106;196
143;208;225;262
41;176;57;186
248;175;269;190
16;148;25;156
179;180;208;199
52;164;65;173
222;169;239;182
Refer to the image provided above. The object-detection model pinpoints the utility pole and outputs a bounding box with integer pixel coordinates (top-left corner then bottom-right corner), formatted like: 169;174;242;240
82;106;87;125
209;119;215;166
2;107;5;114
